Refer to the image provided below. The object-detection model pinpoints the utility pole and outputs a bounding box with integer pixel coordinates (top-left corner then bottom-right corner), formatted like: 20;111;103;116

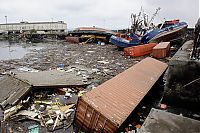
5;16;7;24
51;18;53;34
5;16;7;32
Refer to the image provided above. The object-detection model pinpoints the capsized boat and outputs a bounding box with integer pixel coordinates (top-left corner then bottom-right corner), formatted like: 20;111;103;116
141;20;188;43
109;20;188;48
109;33;141;48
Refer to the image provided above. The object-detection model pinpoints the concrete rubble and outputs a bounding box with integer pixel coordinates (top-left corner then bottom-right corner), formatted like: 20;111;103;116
138;108;200;133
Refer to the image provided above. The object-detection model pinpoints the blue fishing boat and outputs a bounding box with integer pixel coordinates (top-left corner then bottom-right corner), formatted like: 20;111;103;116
109;20;188;48
109;33;141;48
141;20;188;43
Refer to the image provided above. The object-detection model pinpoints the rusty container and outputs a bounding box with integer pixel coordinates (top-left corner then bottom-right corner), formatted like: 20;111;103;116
152;42;170;58
65;36;79;43
74;57;168;133
124;43;157;57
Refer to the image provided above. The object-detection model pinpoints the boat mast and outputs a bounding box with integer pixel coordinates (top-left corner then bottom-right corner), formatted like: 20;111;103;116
130;7;143;33
148;7;161;27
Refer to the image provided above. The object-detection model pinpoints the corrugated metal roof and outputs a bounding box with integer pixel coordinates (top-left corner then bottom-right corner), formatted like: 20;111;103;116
15;69;87;87
75;27;117;34
0;75;31;108
81;57;168;127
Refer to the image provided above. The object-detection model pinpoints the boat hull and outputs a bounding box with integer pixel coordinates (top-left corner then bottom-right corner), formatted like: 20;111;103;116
109;35;140;48
142;22;188;43
109;21;188;48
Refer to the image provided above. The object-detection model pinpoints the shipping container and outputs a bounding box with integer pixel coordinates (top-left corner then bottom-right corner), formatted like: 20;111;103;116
152;42;170;58
65;36;79;43
74;57;168;133
124;43;157;57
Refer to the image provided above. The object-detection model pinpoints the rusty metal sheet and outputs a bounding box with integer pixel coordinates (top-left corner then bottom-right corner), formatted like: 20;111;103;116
153;42;170;49
65;36;79;43
75;98;118;133
124;43;157;57
75;57;168;131
152;42;170;58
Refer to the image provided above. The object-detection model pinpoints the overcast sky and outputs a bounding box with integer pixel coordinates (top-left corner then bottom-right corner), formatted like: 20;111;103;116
0;0;199;29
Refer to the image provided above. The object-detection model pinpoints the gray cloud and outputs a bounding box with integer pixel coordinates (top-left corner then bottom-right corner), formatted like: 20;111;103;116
0;0;199;29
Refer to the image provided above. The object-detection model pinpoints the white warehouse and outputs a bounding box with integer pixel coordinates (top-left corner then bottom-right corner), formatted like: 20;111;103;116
0;21;67;33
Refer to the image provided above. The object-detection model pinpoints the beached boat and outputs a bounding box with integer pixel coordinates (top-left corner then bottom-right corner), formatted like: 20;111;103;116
109;33;141;48
109;20;188;48
141;20;188;43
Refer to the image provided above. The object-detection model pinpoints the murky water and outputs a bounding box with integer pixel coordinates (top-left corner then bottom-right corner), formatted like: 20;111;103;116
0;41;43;60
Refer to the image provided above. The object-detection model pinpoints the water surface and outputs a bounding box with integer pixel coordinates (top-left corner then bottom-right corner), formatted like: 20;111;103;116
0;41;43;60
